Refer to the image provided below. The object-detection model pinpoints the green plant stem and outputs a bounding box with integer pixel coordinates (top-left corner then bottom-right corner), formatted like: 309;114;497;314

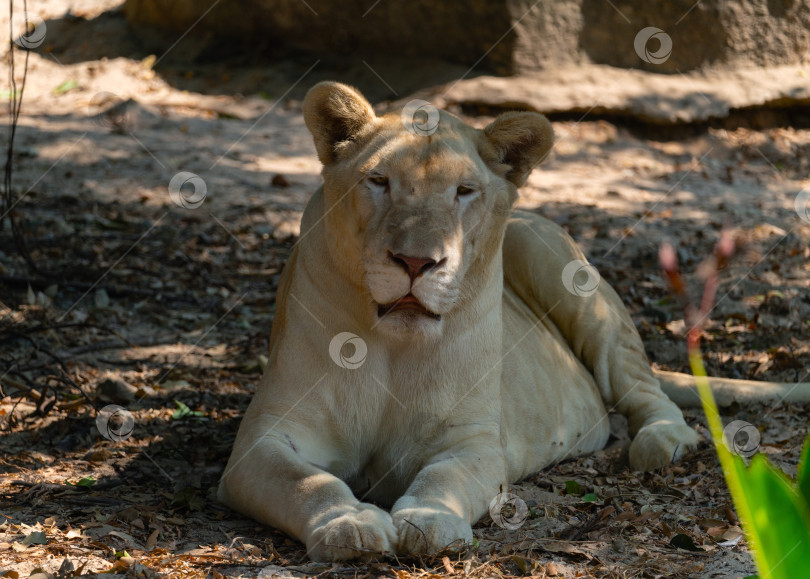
687;334;768;574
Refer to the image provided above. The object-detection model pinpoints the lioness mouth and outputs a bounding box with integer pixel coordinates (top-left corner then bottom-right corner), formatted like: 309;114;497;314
377;294;441;320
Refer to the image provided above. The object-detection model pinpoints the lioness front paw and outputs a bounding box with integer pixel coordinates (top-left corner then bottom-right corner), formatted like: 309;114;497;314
629;420;699;471
306;504;397;561
393;507;473;555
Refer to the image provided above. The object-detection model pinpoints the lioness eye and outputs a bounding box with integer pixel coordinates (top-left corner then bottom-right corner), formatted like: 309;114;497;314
368;175;389;188
457;185;475;196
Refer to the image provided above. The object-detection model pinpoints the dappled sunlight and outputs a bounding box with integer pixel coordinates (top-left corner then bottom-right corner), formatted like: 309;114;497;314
2;0;809;576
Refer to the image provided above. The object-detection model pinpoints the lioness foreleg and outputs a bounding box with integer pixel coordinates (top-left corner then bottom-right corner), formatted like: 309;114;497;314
218;424;397;561
391;442;507;554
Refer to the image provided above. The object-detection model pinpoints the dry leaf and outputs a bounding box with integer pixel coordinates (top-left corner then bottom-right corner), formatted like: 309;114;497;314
539;539;592;559
614;510;635;522
441;556;454;574
510;555;533;574
698;518;727;529
107;529;145;551
719;526;744;544
146;529;159;551
718;534;744;547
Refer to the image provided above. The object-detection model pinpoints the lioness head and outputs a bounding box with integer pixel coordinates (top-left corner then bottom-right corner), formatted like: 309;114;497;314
302;82;553;338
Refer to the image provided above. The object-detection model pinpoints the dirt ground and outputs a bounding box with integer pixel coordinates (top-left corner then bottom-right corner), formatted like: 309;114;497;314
2;1;810;578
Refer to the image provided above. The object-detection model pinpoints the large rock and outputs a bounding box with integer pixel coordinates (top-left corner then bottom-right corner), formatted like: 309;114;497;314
427;65;810;124
576;0;810;73
124;0;810;74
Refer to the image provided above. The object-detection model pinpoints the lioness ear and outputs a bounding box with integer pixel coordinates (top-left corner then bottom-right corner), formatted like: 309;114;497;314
303;81;377;165
483;112;554;187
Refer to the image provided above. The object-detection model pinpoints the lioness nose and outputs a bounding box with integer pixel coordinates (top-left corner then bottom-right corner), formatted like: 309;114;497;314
390;253;442;282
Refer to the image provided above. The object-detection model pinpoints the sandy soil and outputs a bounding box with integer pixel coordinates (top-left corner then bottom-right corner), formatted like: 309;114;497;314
1;1;809;578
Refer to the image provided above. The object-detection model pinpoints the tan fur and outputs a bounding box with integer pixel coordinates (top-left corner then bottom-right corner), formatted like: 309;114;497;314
218;81;787;561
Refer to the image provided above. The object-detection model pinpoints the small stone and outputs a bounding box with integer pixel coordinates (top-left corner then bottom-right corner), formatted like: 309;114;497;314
96;376;137;404
271;174;290;187
94;288;110;308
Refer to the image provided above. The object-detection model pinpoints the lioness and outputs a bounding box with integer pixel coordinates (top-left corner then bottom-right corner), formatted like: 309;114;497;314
218;82;807;561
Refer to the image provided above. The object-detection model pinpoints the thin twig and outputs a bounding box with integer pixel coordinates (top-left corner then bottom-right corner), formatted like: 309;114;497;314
0;321;132;345
16;337;177;371
565;511;601;541
0;275;174;299
403;518;429;553
3;0;39;273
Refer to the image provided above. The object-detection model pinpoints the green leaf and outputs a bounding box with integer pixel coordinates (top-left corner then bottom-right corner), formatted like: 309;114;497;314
797;432;810;504
727;453;810;579
564;480;581;496
171;400;204;420
52;79;78;95
581;493;598;502
670;533;703;551
66;476;96;487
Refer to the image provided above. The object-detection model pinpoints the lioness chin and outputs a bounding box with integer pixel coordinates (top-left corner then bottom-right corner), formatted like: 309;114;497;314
218;81;732;561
